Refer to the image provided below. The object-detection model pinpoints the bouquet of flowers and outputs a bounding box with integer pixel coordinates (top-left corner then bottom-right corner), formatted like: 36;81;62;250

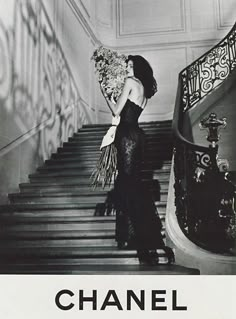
91;46;127;104
91;46;127;188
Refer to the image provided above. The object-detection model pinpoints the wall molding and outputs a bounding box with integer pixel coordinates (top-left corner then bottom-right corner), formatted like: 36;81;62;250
107;38;222;53
66;0;100;44
96;0;113;28
78;0;91;19
117;0;186;38
216;0;235;30
65;0;231;54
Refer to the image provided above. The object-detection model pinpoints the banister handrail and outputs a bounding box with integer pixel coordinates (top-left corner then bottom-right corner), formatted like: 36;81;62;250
172;75;210;153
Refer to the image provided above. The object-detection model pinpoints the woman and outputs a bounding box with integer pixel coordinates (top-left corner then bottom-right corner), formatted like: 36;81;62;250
106;55;174;265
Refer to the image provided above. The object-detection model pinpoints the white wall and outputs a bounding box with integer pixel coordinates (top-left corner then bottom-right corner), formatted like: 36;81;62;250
94;0;236;123
0;0;97;204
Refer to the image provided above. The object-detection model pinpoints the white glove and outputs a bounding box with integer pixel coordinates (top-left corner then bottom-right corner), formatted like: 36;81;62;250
111;115;120;126
100;126;117;149
100;116;120;150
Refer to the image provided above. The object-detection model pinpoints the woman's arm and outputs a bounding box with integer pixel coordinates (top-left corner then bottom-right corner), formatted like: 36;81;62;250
106;78;132;116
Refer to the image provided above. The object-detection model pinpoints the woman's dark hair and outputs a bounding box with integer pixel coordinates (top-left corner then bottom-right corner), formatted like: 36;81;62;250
127;55;157;98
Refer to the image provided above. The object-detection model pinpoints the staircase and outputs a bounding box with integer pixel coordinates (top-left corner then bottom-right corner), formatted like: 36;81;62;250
0;120;199;274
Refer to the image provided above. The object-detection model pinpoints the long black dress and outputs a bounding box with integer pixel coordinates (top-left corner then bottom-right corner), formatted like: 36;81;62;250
113;98;164;250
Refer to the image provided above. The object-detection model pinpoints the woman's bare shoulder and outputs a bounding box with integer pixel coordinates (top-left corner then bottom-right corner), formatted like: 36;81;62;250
126;76;140;86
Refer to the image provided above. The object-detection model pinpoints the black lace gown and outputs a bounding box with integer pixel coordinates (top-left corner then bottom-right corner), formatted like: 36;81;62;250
113;99;164;249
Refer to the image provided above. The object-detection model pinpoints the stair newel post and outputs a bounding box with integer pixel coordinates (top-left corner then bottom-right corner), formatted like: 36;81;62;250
192;113;236;251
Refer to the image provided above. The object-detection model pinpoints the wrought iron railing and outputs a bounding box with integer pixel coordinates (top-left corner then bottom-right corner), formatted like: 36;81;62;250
173;22;236;253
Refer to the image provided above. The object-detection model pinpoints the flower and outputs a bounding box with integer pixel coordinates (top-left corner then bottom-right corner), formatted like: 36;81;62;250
91;46;127;102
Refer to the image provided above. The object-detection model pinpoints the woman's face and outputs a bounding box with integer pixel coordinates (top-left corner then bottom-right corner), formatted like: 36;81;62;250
127;60;134;77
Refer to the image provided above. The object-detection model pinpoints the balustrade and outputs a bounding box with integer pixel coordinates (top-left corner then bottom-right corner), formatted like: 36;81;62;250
173;23;236;253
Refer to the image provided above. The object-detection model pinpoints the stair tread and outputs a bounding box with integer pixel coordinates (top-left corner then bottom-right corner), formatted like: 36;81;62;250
63;140;172;147
0;264;199;275
0;230;116;238
81;122;172;130
0;201;166;210
20;180;169;187
9;189;168;198
39;163;172;170
0;246;166;255
19;183;169;191
0;215;117;222
29;169;171;178
0;208;167;218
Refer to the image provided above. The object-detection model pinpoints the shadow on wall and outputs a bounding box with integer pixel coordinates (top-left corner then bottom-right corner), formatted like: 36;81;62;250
0;0;91;202
0;0;91;157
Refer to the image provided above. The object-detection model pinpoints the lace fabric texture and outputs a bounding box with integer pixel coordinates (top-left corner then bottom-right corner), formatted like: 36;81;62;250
113;99;164;249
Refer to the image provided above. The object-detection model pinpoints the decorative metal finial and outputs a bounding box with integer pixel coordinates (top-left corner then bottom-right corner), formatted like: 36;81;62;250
199;113;227;147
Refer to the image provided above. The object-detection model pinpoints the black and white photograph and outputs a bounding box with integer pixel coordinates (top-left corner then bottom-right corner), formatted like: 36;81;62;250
0;0;236;317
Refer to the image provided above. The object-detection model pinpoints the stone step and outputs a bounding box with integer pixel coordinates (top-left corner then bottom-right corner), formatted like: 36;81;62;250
83;120;172;127
37;162;171;173
0;221;117;232
0;226;165;237
0;246;166;257
0;247;168;265
8;191;168;204
29;174;171;184
1;238;118;248
81;122;171;128
68;134;172;144
74;126;173;134
51;150;173;160
0;212;166;224
80;121;172;131
0;201;167;213
29;168;170;178
57;142;172;152
74;131;172;141
19;181;169;193
8;193;107;204
0;229;116;239
68;129;173;145
0;206;166;218
0;215;115;222
0;215;166;230
45;157;171;166
0;256;168;266
0;264;199;275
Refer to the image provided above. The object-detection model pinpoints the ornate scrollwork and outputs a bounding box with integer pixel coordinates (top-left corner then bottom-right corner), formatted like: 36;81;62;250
181;23;236;112
200;46;229;95
195;151;212;169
